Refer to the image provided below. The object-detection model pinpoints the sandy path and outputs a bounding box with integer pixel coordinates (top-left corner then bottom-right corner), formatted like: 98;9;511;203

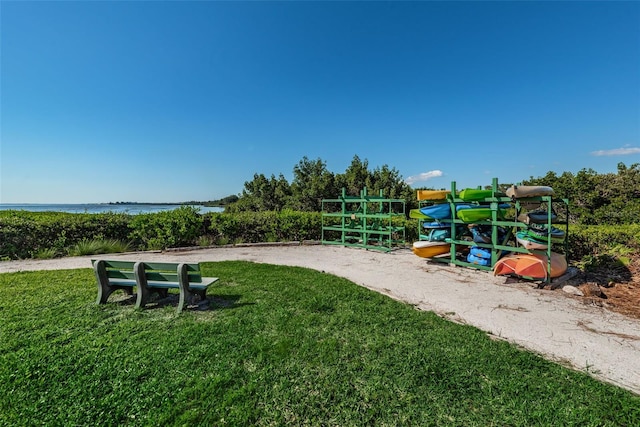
2;243;639;395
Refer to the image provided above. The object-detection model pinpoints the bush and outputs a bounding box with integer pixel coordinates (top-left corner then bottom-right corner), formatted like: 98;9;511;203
128;206;204;250
567;224;640;260
205;210;322;244
0;211;132;259
67;238;131;256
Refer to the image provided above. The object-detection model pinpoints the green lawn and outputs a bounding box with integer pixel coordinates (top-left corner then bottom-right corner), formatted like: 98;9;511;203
0;261;638;426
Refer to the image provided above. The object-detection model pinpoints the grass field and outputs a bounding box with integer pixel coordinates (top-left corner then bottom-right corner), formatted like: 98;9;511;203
1;261;638;426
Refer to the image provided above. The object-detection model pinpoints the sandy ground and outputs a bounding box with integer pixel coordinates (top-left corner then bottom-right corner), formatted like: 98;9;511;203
2;243;639;395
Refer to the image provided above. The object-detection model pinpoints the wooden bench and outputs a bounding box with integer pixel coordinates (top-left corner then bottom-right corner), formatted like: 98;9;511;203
92;259;219;313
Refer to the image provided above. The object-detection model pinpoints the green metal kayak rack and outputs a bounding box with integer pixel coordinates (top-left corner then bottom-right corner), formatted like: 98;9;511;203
417;178;569;283
322;188;406;252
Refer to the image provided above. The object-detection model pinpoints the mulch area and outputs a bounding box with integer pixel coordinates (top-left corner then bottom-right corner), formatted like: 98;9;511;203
560;255;640;320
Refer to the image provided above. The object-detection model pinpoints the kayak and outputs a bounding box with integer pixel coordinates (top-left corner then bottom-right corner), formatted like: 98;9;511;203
517;210;558;224
416;190;450;201
515;231;548;250
419;203;452;220
493;252;567;279
526;224;565;243
456;204;508;222
458;188;505;201
409;209;430;220
506;185;555;199
412;241;451;258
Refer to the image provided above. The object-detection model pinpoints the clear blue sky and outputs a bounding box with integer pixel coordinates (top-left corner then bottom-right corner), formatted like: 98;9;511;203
1;1;639;203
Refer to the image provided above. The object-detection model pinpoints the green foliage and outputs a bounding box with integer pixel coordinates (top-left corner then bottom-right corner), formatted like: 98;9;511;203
34;248;59;259
129;206;204;250
227;154;415;213
1;263;638;425
290;157;337;211
67;238;131;256
0;211;132;259
205;210;322;244
567;224;640;260
525;162;640;225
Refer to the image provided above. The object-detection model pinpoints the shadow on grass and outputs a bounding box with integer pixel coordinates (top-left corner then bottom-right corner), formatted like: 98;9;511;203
109;292;251;312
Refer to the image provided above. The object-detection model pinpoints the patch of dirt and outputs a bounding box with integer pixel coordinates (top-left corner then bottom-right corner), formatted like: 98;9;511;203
558;254;640;320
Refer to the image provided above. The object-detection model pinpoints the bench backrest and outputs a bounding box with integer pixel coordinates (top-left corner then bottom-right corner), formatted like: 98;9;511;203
92;260;205;283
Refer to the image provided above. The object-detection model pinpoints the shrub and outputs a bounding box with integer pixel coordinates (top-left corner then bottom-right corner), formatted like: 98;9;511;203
128;206;204;250
67;238;131;257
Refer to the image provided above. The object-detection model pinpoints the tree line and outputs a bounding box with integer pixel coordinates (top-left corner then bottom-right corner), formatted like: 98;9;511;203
226;155;415;213
226;155;640;226
523;162;640;225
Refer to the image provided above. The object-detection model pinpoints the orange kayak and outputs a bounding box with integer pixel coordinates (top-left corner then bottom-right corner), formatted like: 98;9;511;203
493;252;567;280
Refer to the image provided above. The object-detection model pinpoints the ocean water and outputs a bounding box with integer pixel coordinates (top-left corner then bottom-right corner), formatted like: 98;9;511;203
0;204;224;215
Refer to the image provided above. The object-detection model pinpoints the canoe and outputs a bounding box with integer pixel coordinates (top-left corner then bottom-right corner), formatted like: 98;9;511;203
493;252;567;279
416;190;450;201
412;241;451;258
419;203;452;220
506;185;555;199
515;231;548;250
458;189;505;201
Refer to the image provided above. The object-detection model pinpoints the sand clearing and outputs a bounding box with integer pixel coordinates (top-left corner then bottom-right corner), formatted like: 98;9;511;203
2;243;639;395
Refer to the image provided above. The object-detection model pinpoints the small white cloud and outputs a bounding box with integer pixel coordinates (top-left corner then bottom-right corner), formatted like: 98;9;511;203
591;146;640;156
405;170;443;185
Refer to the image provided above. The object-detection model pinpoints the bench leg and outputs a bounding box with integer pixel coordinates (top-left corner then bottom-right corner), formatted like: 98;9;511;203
177;263;208;314
94;260;133;304
134;261;152;310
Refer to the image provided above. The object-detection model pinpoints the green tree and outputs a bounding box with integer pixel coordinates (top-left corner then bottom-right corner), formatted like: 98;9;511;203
290;157;336;211
228;173;291;212
336;155;371;196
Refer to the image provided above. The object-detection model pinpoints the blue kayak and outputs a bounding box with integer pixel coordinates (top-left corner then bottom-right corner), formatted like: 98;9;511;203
419;203;452;220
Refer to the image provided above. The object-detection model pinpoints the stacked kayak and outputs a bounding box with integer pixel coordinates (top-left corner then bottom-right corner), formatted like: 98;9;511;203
455;203;509;222
526;223;565;243
459;188;506;201
517;209;558;224
506;185;554;199
493;252;567;280
412;182;568;281
416;190;450;201
515;231;548;250
412;241;451;258
466;246;492;266
419;203;452;220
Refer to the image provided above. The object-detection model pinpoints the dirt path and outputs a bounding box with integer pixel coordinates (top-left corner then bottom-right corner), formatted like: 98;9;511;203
2;243;639;395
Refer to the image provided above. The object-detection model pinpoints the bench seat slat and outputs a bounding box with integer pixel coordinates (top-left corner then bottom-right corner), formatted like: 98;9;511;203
107;271;136;280
101;260;137;269
141;262;201;272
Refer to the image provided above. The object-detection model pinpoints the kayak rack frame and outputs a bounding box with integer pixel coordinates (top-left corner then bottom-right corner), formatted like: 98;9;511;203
417;178;569;283
321;188;406;252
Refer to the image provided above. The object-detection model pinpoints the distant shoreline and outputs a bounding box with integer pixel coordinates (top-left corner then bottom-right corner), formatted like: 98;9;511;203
0;203;224;214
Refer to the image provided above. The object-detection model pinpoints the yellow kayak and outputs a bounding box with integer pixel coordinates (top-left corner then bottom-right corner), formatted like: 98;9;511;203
416;190;450;201
412;241;451;258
